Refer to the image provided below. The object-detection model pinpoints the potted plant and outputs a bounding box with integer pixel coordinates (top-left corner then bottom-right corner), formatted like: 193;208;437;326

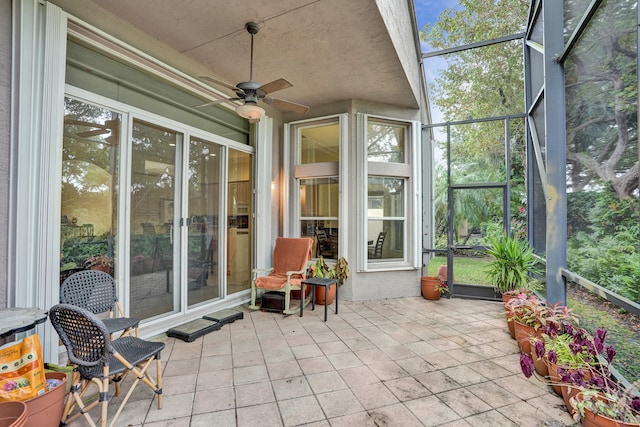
505;297;577;355
83;254;113;273
505;295;548;354
308;256;350;305
573;387;640;426
485;232;542;299
421;275;448;300
520;323;638;423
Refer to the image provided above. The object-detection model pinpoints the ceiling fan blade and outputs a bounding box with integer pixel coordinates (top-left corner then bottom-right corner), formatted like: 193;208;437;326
198;76;240;92
76;129;111;138
263;96;310;114
64;118;109;128
259;78;293;95
194;97;242;108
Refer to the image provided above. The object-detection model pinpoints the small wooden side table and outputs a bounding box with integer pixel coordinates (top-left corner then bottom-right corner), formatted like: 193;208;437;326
300;277;338;321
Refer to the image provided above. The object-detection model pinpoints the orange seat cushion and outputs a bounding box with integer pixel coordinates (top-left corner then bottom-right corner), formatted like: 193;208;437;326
254;237;312;291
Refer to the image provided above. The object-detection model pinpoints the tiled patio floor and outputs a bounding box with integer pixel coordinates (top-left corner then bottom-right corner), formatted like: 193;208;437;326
70;297;578;426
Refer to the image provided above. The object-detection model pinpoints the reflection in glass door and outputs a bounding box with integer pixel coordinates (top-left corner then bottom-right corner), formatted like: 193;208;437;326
227;149;252;294
129;120;180;320
187;138;221;306
61;98;120;282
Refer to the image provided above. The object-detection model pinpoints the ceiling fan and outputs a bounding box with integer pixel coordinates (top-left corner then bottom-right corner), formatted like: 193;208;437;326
64;118;119;138
195;22;310;122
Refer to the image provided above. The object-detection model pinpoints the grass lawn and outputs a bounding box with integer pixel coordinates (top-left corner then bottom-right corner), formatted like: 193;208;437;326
426;256;493;286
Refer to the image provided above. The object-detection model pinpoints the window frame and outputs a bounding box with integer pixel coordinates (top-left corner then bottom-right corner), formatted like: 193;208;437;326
358;113;421;271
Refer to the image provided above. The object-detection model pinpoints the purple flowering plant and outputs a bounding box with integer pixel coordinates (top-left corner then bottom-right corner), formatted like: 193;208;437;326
520;323;640;423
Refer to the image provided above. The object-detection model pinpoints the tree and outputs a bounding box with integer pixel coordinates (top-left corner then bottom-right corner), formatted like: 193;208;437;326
421;0;529;122
421;0;530;242
564;0;638;200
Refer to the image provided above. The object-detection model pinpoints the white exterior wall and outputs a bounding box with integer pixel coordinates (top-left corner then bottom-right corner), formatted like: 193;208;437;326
0;0;11;309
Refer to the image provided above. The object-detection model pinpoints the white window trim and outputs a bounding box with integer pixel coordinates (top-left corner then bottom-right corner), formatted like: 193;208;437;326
358;113;421;272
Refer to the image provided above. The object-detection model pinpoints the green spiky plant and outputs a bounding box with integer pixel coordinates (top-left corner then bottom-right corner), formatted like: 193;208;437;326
485;233;542;294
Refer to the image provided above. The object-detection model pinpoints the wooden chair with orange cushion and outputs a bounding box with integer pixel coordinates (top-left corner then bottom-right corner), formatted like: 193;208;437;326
249;237;313;315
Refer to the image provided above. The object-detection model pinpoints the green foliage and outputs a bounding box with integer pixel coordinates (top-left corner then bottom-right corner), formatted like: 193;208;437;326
541;334;595;369
60;236;109;268
568;231;640;302
485;233;542;293
567;188;640;303
568;295;640;385
421;0;529;122
309;256;350;287
564;0;638;200
421;1;528;181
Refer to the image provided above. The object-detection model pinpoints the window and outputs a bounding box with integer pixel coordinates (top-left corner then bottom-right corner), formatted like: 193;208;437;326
288;116;346;259
361;115;419;269
367;121;406;163
367;177;405;261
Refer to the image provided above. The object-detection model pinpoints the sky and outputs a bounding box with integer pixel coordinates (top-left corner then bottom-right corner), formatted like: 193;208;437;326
413;0;461;46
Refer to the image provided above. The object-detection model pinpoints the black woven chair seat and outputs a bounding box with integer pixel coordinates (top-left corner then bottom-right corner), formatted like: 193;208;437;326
103;317;140;335
108;337;165;375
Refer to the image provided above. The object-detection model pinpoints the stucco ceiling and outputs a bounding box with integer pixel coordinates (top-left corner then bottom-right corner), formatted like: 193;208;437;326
75;0;420;112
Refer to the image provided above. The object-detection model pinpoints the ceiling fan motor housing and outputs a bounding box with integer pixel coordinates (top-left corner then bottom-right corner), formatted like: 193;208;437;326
236;81;262;103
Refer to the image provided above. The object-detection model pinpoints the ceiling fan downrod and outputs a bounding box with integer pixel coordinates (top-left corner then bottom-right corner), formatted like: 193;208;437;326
246;22;260;82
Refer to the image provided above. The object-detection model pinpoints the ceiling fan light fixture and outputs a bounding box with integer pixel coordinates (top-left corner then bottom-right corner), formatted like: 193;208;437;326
236;102;265;121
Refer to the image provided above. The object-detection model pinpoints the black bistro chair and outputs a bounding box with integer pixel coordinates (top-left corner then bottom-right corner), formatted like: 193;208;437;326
60;270;139;338
368;231;387;259
49;304;164;427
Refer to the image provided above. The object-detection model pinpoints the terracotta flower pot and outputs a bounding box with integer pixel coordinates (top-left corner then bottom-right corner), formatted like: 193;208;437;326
291;284;311;300
502;293;520;339
533;353;549;377
574;392;640;427
546;361;564;396
421;276;442;300
24;372;67;427
315;283;336;305
437;264;449;282
513;320;539;355
0;401;28;427
90;265;111;274
506;317;516;339
561;384;581;415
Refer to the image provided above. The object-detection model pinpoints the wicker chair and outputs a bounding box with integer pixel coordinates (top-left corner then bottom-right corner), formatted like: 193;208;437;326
49;304;164;427
60;270;140;337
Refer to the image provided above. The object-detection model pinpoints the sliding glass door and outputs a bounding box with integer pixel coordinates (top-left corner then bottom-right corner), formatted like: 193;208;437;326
62;97;253;325
187;137;222;306
129;119;180;320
